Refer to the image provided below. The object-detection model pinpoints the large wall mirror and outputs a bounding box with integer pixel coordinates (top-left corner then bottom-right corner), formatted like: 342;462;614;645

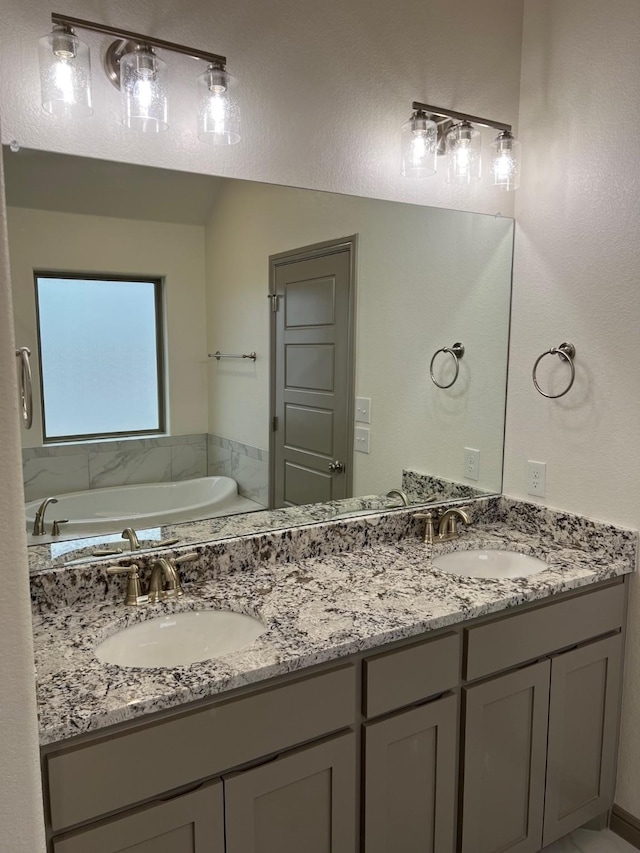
3;147;513;569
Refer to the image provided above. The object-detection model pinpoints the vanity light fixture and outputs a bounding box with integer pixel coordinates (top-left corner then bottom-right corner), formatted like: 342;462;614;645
38;14;240;142
38;24;93;117
402;101;521;191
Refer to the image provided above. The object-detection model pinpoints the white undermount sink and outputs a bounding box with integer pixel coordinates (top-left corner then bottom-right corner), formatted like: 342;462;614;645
95;610;266;668
432;549;547;579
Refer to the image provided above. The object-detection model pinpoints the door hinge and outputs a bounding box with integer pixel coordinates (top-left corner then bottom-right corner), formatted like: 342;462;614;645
272;416;278;431
268;294;280;312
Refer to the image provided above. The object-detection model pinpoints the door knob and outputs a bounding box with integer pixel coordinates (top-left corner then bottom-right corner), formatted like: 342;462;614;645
328;460;344;472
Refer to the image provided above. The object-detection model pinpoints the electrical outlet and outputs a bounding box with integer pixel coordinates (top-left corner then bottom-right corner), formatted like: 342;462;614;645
527;460;546;497
355;427;370;453
463;447;480;481
355;397;371;423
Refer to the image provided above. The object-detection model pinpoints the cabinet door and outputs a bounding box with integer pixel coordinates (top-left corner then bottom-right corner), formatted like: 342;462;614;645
52;781;223;853
224;731;356;853
364;693;457;853
460;660;550;853
542;633;623;846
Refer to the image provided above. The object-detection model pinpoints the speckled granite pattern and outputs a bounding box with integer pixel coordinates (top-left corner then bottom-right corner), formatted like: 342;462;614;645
32;497;636;745
402;468;490;502
28;493;423;573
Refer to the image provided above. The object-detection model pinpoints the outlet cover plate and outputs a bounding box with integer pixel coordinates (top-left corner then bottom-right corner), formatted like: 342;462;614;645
527;460;546;497
463;447;480;481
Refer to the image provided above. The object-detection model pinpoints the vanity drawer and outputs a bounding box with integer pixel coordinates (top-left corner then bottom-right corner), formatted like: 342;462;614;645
363;631;460;717
46;663;356;832
464;581;625;682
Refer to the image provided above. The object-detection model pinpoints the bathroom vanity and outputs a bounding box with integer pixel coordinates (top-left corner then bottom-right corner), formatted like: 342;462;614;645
32;498;636;853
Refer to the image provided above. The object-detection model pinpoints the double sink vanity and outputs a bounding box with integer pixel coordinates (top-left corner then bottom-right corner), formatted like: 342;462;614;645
31;494;636;853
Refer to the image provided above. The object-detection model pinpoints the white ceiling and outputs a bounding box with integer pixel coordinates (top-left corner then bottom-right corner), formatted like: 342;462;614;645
2;147;226;225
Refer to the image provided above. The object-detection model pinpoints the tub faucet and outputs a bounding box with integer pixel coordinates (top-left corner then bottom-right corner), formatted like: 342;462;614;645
121;528;141;551
32;496;58;536
386;488;410;507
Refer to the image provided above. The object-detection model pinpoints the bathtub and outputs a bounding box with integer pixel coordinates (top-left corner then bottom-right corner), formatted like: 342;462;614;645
25;476;262;538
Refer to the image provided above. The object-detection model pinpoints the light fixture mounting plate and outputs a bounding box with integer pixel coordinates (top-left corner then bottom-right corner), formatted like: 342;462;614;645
104;39;140;89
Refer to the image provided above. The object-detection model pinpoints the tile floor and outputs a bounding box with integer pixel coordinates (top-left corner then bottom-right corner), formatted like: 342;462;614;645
545;828;636;852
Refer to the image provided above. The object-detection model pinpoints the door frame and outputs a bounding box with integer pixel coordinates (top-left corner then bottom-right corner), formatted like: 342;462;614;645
268;235;357;508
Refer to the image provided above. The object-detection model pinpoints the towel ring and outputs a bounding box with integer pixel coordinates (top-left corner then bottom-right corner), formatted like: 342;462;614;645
430;342;465;389
532;342;576;398
15;346;33;429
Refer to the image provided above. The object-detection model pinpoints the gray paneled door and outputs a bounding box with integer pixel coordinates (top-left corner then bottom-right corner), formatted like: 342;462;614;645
364;694;458;853
460;660;551;853
542;633;623;847
52;782;224;853
224;732;357;853
270;238;355;508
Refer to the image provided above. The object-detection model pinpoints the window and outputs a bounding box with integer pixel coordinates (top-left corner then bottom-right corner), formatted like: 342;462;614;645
35;274;165;442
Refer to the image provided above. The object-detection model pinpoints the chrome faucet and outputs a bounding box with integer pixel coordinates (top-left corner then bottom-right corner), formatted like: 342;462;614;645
413;506;471;544
148;557;183;604
121;527;141;551
32;496;58;536
106;552;200;606
386;488;410;507
437;507;471;541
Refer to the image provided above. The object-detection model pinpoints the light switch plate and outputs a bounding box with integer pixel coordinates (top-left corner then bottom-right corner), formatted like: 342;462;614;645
463;447;480;481
355;397;371;424
355;426;370;453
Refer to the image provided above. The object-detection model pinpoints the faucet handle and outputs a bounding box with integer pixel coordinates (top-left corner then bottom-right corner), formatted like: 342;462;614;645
413;511;436;545
174;552;199;567
105;562;146;606
51;519;69;536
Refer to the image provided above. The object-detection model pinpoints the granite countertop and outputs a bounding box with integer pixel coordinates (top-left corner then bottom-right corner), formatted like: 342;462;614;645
33;511;636;746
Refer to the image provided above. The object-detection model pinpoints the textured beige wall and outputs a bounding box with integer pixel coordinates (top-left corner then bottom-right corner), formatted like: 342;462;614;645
8;207;209;446
509;0;640;813
0;0;523;217
0;142;45;850
205;179;512;494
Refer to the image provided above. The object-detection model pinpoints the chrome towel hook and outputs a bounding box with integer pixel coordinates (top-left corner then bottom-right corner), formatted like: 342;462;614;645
532;342;576;398
430;342;465;389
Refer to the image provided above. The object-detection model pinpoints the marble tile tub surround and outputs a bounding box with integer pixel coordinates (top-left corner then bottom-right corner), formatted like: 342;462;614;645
208;434;268;508
23;434;208;501
402;468;490;503
31;496;636;743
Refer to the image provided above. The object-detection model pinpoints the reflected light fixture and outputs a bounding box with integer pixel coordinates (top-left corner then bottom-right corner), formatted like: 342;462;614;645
402;101;522;191
38;13;240;142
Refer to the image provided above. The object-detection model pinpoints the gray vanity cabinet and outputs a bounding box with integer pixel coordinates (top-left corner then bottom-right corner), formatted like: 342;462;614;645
51;781;224;853
459;660;551;853
542;633;624;847
224;731;357;853
363;693;458;853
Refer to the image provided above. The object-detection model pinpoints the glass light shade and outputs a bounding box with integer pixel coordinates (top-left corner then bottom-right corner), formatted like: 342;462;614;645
401;111;437;177
446;121;482;184
490;131;521;191
38;26;92;118
120;46;168;133
197;64;241;144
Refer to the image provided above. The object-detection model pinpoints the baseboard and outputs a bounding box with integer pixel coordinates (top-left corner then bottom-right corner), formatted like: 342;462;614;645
611;804;640;850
